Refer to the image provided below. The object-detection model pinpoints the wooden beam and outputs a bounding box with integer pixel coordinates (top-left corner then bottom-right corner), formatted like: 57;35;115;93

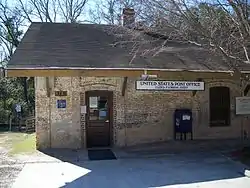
192;78;203;97
122;77;128;96
244;84;250;96
46;77;51;97
192;91;197;97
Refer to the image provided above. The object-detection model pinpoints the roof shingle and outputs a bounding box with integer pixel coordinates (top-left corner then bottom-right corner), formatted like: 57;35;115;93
8;22;249;71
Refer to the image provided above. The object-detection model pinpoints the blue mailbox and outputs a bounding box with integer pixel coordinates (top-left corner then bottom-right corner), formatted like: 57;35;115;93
174;109;193;140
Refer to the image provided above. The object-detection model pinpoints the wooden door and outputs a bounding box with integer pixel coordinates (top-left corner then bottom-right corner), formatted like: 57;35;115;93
86;91;113;148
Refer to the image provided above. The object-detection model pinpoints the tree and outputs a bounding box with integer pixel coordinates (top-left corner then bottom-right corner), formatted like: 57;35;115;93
0;0;89;126
13;0;88;107
16;0;88;23
0;1;24;58
117;0;250;74
89;0;143;24
0;0;34;126
0;1;30;106
59;0;88;23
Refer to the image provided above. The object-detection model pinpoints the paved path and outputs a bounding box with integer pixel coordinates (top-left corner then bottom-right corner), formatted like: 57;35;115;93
12;153;250;188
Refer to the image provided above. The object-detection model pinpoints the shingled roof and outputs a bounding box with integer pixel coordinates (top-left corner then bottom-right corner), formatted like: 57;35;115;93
7;22;248;71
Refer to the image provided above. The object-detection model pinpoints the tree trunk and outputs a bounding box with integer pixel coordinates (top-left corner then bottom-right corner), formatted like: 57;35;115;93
3;98;6;110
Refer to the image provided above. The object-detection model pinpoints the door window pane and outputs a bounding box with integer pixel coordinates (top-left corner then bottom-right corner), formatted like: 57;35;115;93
89;96;108;121
89;97;98;108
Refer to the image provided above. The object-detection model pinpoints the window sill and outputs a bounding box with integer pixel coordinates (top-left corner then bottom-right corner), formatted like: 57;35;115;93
209;124;231;127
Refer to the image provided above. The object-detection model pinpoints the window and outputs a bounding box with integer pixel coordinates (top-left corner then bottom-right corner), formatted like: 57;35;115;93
209;86;230;126
88;96;108;121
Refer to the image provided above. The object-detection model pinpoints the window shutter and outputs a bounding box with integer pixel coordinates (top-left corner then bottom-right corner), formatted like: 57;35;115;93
209;87;230;126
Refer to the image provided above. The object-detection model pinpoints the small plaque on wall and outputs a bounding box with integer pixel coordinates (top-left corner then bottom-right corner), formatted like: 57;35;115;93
89;97;98;108
57;100;67;109
80;105;86;114
55;91;67;96
236;97;250;115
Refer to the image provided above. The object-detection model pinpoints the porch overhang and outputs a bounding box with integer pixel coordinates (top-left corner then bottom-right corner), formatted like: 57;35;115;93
4;67;240;79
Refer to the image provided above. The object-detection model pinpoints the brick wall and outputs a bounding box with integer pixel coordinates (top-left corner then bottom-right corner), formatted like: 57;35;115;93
35;76;250;149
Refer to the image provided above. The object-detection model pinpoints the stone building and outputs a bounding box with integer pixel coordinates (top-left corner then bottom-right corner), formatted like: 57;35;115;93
6;10;250;149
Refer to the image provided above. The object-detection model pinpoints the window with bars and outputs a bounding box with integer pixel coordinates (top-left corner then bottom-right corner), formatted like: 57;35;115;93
209;86;231;127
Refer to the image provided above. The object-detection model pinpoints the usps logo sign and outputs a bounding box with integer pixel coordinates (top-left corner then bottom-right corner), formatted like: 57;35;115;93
136;81;205;91
57;100;67;109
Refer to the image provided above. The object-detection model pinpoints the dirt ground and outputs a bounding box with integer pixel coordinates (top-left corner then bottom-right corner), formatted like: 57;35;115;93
1;132;250;188
0;132;36;188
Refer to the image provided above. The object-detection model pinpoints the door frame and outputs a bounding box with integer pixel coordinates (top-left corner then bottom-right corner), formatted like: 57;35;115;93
85;90;114;148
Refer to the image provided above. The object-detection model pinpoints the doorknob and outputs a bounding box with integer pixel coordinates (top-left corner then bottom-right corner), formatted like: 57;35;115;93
105;120;109;123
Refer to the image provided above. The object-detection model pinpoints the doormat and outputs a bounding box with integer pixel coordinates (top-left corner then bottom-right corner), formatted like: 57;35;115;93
88;149;117;161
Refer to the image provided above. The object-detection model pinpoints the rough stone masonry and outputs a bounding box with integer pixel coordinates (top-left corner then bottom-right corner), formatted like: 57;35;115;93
35;76;250;149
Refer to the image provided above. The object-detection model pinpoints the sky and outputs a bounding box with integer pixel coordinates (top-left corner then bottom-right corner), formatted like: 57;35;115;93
8;0;98;22
4;0;100;34
0;0;102;60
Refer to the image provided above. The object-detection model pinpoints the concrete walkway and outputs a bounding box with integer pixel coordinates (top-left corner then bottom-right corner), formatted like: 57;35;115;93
12;152;250;188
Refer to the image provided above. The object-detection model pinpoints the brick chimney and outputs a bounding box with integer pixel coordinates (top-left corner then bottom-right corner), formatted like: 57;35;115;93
122;8;135;27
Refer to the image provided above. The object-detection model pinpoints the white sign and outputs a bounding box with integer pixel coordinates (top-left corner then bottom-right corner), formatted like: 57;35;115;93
80;105;86;114
236;97;250;115
15;104;21;112
89;97;98;108
182;115;191;120
136;81;205;91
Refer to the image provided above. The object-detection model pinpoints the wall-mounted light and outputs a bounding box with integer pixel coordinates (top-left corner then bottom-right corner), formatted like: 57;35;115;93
140;70;158;80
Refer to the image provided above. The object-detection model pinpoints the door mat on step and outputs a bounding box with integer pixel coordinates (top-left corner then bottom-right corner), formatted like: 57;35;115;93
88;149;117;161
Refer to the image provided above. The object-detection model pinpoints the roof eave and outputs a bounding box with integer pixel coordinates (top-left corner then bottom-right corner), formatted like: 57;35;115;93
6;66;235;73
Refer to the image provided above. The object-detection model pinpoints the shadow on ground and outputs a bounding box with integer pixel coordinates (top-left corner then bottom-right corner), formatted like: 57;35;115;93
40;148;87;162
0;125;35;134
37;148;249;188
62;158;246;188
228;146;250;167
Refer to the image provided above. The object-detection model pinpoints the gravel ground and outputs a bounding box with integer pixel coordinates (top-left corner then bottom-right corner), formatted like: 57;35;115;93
0;132;57;188
0;147;24;188
0;134;24;188
0;164;24;188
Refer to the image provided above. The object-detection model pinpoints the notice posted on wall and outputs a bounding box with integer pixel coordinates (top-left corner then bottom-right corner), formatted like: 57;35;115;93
89;97;98;108
80;105;86;114
236;97;250;115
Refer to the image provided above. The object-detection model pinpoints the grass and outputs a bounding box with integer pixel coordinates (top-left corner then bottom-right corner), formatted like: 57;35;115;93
10;133;36;155
0;132;36;155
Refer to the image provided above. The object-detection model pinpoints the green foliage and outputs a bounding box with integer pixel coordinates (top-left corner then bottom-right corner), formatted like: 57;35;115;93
0;107;10;123
3;16;23;47
0;77;34;124
0;2;34;125
10;133;36;155
0;132;36;155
